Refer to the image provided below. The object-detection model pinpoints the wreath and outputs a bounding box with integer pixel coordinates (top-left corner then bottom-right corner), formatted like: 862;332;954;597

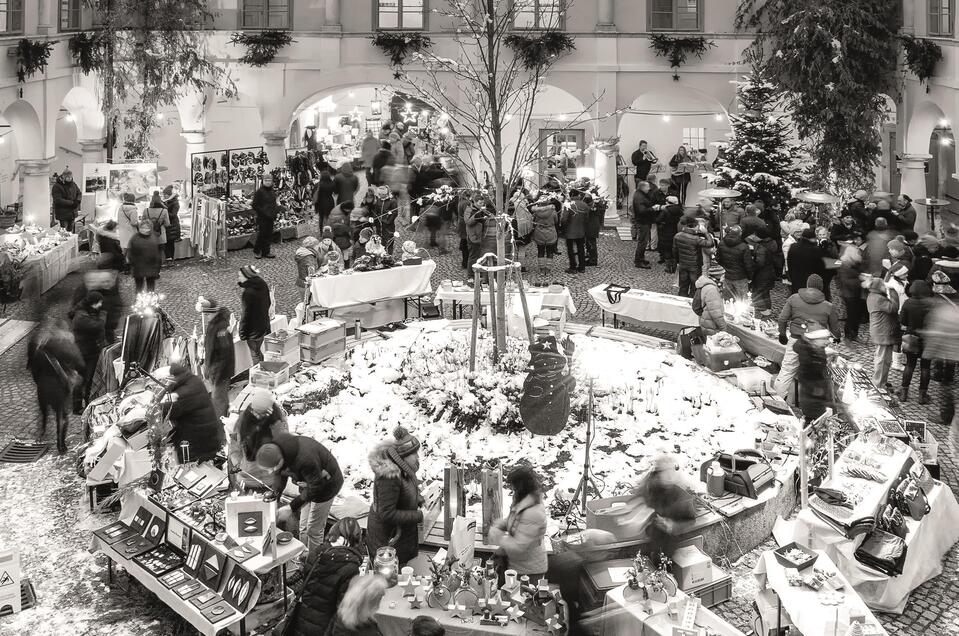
899;34;943;92
504;31;575;70
648;34;715;80
370;31;432;66
229;30;295;67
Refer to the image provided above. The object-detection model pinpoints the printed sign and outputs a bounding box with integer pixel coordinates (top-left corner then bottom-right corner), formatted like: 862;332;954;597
0;548;21;615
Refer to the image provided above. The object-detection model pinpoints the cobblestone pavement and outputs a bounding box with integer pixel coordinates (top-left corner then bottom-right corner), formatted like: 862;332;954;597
1;218;957;633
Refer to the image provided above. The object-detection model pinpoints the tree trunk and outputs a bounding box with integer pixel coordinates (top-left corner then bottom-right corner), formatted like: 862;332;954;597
487;0;507;354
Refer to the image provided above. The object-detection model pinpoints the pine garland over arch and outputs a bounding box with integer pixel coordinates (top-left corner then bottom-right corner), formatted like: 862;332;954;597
370;31;433;67
648;34;715;80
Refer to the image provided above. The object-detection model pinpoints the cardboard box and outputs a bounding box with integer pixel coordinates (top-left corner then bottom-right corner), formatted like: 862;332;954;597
87;437;126;481
671;545;712;589
585;495;647;542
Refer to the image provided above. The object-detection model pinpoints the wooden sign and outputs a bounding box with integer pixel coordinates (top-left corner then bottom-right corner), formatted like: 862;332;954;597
418;481;443;543
444;464;466;541
481;464;504;541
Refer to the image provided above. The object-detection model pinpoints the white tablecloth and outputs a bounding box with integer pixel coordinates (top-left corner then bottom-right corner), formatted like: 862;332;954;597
434;286;577;315
792;483;959;613
753;550;889;636
588;284;696;329
309;261;436;309
19;234;80;296
602;585;746;636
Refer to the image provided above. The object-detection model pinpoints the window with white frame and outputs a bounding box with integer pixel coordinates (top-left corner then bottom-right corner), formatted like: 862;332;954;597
650;0;702;31
376;0;425;30
514;0;563;30
59;0;81;31
929;0;954;36
0;0;23;34
682;128;706;152
240;0;291;29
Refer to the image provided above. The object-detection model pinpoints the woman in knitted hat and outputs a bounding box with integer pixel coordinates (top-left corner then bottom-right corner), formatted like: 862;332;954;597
366;427;424;566
295;236;321;289
127;220;161;293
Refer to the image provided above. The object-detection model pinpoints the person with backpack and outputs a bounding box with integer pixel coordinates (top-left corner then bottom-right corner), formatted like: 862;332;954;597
693;264;727;335
141;191;171;258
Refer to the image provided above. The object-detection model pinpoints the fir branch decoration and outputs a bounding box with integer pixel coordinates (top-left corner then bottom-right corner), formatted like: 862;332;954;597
230;30;295;67
504;31;576;70
16;39;54;84
899;34;943;92
68;32;105;75
648;34;715;80
370;31;432;66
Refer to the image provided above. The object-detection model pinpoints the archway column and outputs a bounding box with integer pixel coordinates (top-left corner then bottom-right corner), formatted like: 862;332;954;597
262;131;288;169
597;0;615;31
78;138;106;166
181;130;206;195
593;138;620;225
324;0;341;30
900;153;932;233
19;159;53;228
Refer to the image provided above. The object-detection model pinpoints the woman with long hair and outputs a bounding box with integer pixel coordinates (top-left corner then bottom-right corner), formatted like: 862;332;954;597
488;465;548;581
329;575;386;636
669;145;693;205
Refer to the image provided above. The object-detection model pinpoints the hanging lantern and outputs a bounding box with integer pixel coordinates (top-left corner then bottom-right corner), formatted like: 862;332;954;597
374;546;399;587
370;88;383;118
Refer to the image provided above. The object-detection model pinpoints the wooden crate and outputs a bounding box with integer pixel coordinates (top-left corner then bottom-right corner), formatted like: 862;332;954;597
300;339;346;364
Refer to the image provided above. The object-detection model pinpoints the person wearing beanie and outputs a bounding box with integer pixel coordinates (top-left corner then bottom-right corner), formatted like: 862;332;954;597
318;225;344;267
366;426;425;566
830;213;864;245
256;432;343;563
787;226;827;296
655;195;684;272
672;216;714;297
253;173;281;259
865;276;901;388
333;160;360;206
118;191;140;253
203;303;235;417
165;363;225;463
127;219;162;293
238;386;289;473
69;290;105;413
693;264;727;335
774;274;841;401
52;168;82;230
295;236;322;289
141;189;171;249
716;225;754;303
530;200;559;284
793;324;835;422
898;280;933;403
238;265;272;364
719;197;744;229
161;184;181;262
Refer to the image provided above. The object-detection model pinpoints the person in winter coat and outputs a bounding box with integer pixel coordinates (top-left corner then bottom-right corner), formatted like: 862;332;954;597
237;387;288;461
899;280;933;403
910;234;939;283
489;466;548;580
161;185;181;261
673;217;714;297
334;162;360;206
127;220;162;293
52;169;82;230
287;518;364;636
141;191;171;246
794;327;834;422
632;181;656;269
746;227;781;315
370;186;399;254
774;274;840;401
584;195;604;267
739;205;766;240
256;432;344;556
329;202;354;266
318;226;345;269
464;195;491;278
329;575;386;636
203;304;235;418
70;291;105;413
531;201;559;282
892;194;917;232
865;277;901;388
830;214;864;245
719;198;744;229
655;196;684;271
361;131;380;182
253;174;281;259
73;265;124;343
166;363;226;463
562;190;589;274
787;228;827;296
668;146;693;204
837;245;867;341
314;170;337;228
27;319;83;453
693;264;727;336
716;226;754;302
238;264;271;364
366;427;424;567
370;141;394;187
92;220;124;271
295;236;322;290
863;217;895;276
118;192;140;252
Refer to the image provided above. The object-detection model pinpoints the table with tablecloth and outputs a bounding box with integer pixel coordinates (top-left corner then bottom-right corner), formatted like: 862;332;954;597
753;549;889;636
15;233;80;296
601;585;746;636
435;285;576;320
789;482;959;613
725;321;786;365
309;261;437;309
588;284;697;332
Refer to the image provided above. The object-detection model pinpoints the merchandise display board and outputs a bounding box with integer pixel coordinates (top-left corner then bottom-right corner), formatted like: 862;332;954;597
191;147;268;200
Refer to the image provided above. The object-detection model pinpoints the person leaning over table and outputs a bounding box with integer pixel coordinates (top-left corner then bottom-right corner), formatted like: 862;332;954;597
366;427;426;568
694;263;727;336
488;465;548;583
165;363;226;463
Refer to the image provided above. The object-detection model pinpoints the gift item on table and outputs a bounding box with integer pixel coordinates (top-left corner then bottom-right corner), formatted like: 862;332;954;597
443;463;465;541
173;578;205;600
159;568;192;588
224;494;276;542
93;521;136;545
189;588;222;610
129;506;154;535
135;543;186;577
854;528;907;576
220;560;260;614
200;600;237;624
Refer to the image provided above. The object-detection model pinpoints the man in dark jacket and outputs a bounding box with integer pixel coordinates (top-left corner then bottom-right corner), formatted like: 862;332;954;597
716;226;754;302
52;169;82;230
672;217;714;297
203;304;235;418
739;205;766;240
252;174;281;259
846;190;871;232
238;265;271;364
787;228;827;296
747;228;781;315
584;195;604;266
256;432;344;559
70;291;105;413
238;387;287;462
631;140;655;184
656;195;684;270
562;190;589;273
775;274;840;402
166;364;225;463
632;181;656;268
333;162;359;206
794;326;834;422
370;141;394;186
127;221;162;293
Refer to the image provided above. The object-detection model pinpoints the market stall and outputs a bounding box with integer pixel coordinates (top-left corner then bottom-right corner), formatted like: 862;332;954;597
1;226;79;296
602;585;746;636
587;284;697;332
435;283;576;320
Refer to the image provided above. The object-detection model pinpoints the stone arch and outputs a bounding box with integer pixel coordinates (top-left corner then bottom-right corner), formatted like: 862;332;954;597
61;85;104;141
4;99;44;160
905;100;948;156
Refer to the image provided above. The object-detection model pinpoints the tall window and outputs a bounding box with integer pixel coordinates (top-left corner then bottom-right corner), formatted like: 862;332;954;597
240;0;291;29
514;0;563;30
0;0;23;34
682;128;706;151
929;0;954;36
650;0;702;31
59;0;81;32
376;0;425;30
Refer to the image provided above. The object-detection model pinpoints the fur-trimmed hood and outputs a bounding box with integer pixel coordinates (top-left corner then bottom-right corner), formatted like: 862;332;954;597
368;440;403;479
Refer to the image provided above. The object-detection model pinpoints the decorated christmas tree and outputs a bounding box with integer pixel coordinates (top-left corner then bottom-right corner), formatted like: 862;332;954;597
711;60;804;213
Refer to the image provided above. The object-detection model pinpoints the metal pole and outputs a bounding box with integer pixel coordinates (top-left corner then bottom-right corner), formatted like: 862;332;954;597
469;270;481;372
513;263;535;341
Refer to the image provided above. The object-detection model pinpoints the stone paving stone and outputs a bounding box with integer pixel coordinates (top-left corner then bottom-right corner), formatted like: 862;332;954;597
1;219;957;633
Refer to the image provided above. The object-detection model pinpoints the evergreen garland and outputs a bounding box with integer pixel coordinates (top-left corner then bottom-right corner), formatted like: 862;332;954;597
15;39;54;84
648;34;715;80
68;32;105;75
370;31;433;66
230;30;295;67
504;31;576;70
899;34;943;92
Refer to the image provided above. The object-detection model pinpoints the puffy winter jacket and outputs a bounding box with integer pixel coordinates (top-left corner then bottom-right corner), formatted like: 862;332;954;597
720;204;744;228
488;495;548;577
239;275;271;340
786;239;826;292
867;289;901;346
694;276;726;335
778;288;840;339
531;203;558;246
295;247;320;289
560;200;588;239
288;544;363;636
632;190;656;225
716;235;754;281
672;226;713;272
366;440;423;565
747;235;781;294
739;214;766;240
271;432;344;508
167;371;226;461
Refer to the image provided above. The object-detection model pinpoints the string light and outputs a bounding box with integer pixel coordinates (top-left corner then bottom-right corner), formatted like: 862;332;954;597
65;113;74;122
940;137;952;146
156;113;164;121
662;115;670;122
714;113;724;121
940;118;950;127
